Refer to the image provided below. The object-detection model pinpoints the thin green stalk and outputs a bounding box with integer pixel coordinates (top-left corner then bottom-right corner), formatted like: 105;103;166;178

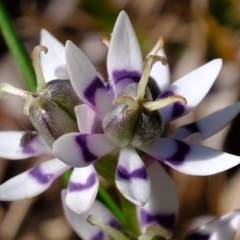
97;184;125;225
0;1;36;92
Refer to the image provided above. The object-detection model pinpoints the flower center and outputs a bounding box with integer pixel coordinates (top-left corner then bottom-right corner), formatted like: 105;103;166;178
103;55;187;148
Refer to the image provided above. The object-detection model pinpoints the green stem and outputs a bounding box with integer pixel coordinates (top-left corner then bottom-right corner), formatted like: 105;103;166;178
97;184;125;226
119;194;140;235
0;1;36;92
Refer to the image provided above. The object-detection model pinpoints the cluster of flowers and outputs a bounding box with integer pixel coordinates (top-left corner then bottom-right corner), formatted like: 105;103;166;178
0;11;240;240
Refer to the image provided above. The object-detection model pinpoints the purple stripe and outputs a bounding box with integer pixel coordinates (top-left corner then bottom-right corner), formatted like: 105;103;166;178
75;134;98;163
158;90;185;119
185;232;210;240
140;209;175;232
108;219;122;230
29;166;53;184
172;102;185;119
165;140;190;165
112;70;141;84
68;173;96;192
91;231;104;240
84;77;105;106
184;122;200;134
21;132;38;154
158;90;174;99
117;165;147;180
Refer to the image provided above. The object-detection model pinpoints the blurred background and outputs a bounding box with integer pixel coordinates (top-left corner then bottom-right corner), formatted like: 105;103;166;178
0;0;240;239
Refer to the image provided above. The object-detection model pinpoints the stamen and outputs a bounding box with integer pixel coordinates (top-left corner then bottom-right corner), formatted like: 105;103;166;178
101;37;110;48
115;96;139;110
137;55;168;102
31;45;48;92
138;224;171;240
0;83;34;115
87;215;128;240
143;95;187;111
148;36;165;56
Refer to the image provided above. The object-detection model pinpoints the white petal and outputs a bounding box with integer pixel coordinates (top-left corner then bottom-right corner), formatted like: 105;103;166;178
75;104;102;133
184;210;240;240
149;45;170;93
53;133;117;167
107;11;143;97
0;159;70;200
66;165;99;214
141;138;240;175
158;59;222;122
137;161;178;234
115;147;150;206
62;190;121;240
40;29;67;82
65;41;113;119
170;102;240;141
0;131;52;160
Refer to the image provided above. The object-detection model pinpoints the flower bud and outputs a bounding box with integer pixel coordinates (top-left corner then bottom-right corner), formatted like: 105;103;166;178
29;80;82;148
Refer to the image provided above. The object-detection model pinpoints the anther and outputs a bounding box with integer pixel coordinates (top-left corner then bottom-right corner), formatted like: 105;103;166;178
31;45;48;92
101;37;110;48
148;36;165;56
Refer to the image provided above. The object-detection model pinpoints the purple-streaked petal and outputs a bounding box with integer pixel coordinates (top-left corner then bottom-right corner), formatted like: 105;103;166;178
40;29;68;81
158;59;222;123
62;190;121;240
0;131;52;160
0;159;70;200
115;147;150;206
75;104;102;133
107;11;143;97
149;47;170;94
53;133;117;168
169;102;240;141
141;138;240;175
65;41;112;119
185;210;240;240
137;161;178;234
66;165;99;214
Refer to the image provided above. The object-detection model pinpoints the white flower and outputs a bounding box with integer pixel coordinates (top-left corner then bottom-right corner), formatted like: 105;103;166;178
52;11;240;211
0;30;99;214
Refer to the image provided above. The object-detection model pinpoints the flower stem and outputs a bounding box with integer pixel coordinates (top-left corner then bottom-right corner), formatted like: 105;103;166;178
97;184;126;226
0;1;37;92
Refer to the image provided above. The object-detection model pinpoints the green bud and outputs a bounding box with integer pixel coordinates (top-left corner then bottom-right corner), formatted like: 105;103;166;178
29;79;82;148
103;83;164;148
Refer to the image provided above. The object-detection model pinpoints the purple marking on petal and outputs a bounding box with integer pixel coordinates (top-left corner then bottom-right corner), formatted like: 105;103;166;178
117;165;147;180
158;90;186;119
172;102;185;119
21;132;38;154
68;173;96;192
75;134;98;163
112;70;141;85
84;77;105;106
91;231;104;240
108;219;122;230
140;209;175;232
165;140;190;166
185;232;210;240
158;90;174;99
184;122;200;134
29;166;53;184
